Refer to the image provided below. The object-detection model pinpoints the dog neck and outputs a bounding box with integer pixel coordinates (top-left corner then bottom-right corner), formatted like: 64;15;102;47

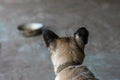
56;62;80;74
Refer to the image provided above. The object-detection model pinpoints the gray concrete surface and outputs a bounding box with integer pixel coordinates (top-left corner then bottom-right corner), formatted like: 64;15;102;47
0;0;120;80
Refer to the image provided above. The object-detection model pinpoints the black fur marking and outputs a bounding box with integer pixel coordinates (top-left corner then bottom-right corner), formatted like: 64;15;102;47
43;29;59;47
74;27;89;45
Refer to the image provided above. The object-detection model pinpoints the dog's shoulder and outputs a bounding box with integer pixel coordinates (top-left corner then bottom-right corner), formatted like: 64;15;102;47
56;65;97;80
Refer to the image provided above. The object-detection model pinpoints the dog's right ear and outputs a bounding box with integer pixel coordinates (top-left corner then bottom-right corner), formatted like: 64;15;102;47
43;29;59;47
74;27;89;45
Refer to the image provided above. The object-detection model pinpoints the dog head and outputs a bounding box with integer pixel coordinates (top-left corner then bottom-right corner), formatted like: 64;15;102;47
43;27;89;73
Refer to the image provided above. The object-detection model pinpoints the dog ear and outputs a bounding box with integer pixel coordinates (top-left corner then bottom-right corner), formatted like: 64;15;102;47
74;27;89;45
43;29;59;47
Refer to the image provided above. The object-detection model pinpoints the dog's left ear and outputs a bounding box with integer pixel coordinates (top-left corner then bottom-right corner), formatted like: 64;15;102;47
74;27;89;45
43;29;59;47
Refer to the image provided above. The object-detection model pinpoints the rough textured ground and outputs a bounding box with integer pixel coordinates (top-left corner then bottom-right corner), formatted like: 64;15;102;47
0;0;120;80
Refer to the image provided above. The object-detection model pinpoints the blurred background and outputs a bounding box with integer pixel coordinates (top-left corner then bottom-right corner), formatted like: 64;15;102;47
0;0;120;80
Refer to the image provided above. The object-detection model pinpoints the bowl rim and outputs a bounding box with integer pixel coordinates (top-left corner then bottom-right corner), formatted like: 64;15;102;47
18;23;44;31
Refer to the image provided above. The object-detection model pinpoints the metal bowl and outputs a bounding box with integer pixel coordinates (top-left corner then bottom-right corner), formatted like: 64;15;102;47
18;23;43;37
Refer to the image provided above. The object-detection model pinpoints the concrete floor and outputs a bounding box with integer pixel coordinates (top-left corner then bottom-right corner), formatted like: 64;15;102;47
0;0;120;80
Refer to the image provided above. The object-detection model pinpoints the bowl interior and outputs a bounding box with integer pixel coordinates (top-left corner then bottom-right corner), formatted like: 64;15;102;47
19;23;43;31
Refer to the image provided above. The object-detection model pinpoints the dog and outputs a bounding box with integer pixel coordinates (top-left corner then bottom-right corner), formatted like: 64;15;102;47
18;23;98;80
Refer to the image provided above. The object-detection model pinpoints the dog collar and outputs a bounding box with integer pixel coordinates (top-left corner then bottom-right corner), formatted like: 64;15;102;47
57;62;80;73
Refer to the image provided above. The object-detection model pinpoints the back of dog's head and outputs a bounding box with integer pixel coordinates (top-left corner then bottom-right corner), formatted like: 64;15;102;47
43;27;89;65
